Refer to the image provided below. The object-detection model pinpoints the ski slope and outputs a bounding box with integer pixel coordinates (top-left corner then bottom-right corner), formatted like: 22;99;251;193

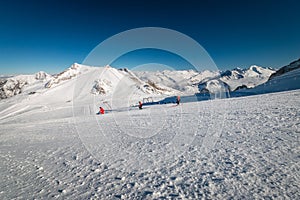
0;89;299;199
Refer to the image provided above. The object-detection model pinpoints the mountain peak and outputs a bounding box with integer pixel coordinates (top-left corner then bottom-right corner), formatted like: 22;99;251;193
35;71;50;80
45;63;86;88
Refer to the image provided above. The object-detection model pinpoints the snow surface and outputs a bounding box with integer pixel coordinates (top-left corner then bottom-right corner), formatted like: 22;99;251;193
0;62;299;199
1;87;299;199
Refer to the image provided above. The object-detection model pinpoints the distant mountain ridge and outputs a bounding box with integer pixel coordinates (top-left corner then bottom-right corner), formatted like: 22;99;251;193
219;65;275;91
244;58;300;94
1;59;299;100
134;65;275;93
0;71;50;99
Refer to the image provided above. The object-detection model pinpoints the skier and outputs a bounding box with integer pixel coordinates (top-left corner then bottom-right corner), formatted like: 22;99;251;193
138;101;143;109
176;95;181;105
98;107;105;115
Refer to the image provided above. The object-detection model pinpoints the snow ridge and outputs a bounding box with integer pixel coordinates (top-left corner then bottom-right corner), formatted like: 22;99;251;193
45;63;84;88
91;67;178;96
268;58;300;80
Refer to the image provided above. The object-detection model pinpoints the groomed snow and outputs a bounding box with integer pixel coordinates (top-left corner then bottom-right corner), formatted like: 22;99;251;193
0;89;299;199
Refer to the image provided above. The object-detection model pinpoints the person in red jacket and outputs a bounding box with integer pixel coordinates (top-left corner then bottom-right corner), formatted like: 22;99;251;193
99;107;105;114
138;101;143;109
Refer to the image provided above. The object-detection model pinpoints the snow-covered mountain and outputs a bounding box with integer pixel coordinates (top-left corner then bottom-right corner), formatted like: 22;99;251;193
0;71;51;99
0;61;291;102
134;70;219;94
1;72;299;199
245;58;300;94
198;79;230;94
1;60;299;199
220;65;275;91
0;64;179;101
45;63;83;88
133;65;275;94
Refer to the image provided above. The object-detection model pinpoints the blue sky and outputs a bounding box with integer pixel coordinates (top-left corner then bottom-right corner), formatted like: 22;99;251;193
0;0;300;74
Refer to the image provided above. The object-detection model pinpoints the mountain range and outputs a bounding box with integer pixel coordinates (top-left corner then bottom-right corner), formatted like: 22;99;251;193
1;58;299;102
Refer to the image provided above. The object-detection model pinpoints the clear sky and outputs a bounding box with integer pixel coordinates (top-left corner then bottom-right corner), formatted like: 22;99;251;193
0;0;300;74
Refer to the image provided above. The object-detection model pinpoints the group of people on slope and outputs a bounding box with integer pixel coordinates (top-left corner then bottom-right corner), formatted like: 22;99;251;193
97;96;180;115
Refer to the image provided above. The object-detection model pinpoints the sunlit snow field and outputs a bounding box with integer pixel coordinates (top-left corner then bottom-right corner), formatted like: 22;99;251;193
0;89;299;199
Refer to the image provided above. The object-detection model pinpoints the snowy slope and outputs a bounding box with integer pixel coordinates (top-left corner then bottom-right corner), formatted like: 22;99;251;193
268;58;300;80
0;88;299;199
0;64;180;122
0;60;299;199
